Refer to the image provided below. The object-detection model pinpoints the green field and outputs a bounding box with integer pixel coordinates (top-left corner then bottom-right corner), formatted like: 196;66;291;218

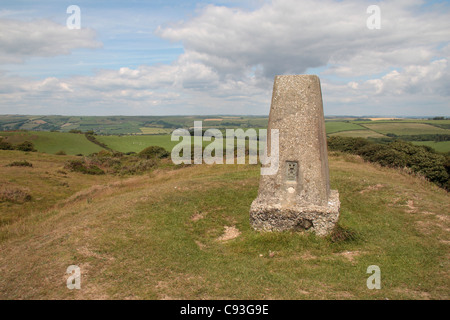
411;141;450;153
362;123;450;135
96;135;178;153
329;130;385;139
325;122;366;134
0;131;105;155
1;116;450;154
139;127;173;134
0;115;269;135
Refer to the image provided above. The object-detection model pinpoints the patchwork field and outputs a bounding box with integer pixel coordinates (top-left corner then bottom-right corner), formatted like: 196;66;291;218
139;128;173;135
324;121;366;134
329;130;386;139
362;123;450;136
1;117;449;154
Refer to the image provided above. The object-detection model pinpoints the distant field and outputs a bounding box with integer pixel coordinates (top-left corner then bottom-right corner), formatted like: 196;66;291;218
139;127;173;134
325;122;366;134
0;132;104;155
96;135;177;153
362;123;450;135
411;141;450;153
329;130;385;138
1;116;449;154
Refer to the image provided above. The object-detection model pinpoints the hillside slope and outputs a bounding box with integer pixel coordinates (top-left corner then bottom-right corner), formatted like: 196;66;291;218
0;131;105;155
0;152;448;299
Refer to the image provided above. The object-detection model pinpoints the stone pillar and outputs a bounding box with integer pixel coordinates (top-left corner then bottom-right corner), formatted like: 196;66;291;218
250;75;340;236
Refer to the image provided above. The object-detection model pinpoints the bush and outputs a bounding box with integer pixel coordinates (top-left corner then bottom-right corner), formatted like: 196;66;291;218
328;137;449;190
371;148;408;168
15;141;36;152
7;160;33;167
327;136;371;153
64;160;105;175
55;150;66;155
119;159;158;175
357;144;407;168
389;141;448;187
0;138;14;150
0;187;32;203
138;146;169;159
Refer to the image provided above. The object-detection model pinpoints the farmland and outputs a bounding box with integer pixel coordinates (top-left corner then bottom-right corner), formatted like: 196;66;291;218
0;131;104;155
362;123;449;136
1;116;449;153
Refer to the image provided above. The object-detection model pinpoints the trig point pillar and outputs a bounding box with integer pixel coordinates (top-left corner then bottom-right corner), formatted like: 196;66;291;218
250;75;340;236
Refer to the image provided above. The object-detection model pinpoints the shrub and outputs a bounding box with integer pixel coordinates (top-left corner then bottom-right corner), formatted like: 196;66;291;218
356;143;386;159
138;146;169;159
64;159;105;175
119;158;158;175
0;187;32;203
371;148;408;168
389;141;448;187
15;141;36;152
0;138;14;150
329;137;449;190
55;150;66;155
327;136;371;153
7;160;33;167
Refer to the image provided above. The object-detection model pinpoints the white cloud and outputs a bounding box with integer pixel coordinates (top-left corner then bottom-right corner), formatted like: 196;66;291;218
158;0;450;79
0;18;101;64
0;0;449;116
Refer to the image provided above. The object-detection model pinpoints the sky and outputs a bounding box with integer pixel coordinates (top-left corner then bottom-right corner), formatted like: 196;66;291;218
0;0;449;116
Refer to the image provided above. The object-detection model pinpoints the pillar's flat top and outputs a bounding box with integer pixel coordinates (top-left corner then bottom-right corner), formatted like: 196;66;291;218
274;74;319;80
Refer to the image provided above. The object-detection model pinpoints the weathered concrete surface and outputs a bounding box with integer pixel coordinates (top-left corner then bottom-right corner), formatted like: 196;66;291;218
250;75;340;236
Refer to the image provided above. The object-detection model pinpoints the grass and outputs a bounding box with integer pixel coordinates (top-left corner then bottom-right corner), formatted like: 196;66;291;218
96;135;177;153
325;122;366;134
411;141;450;153
362;123;450;136
0;150;112;229
329;130;385;139
0;132;105;155
139;127;173;134
0;150;448;299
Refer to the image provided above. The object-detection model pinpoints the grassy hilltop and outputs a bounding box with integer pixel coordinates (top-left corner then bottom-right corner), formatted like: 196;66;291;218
0;150;448;299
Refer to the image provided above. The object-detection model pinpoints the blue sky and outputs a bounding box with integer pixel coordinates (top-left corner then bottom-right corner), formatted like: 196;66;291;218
0;0;449;116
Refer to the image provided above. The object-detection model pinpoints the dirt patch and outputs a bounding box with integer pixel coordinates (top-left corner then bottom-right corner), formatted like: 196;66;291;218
300;251;317;260
405;200;418;213
195;240;207;250
393;287;432;300
217;226;241;242
359;184;384;194
191;211;206;222
334;250;362;263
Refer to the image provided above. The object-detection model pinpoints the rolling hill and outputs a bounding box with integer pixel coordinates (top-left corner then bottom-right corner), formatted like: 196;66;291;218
0;150;448;299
